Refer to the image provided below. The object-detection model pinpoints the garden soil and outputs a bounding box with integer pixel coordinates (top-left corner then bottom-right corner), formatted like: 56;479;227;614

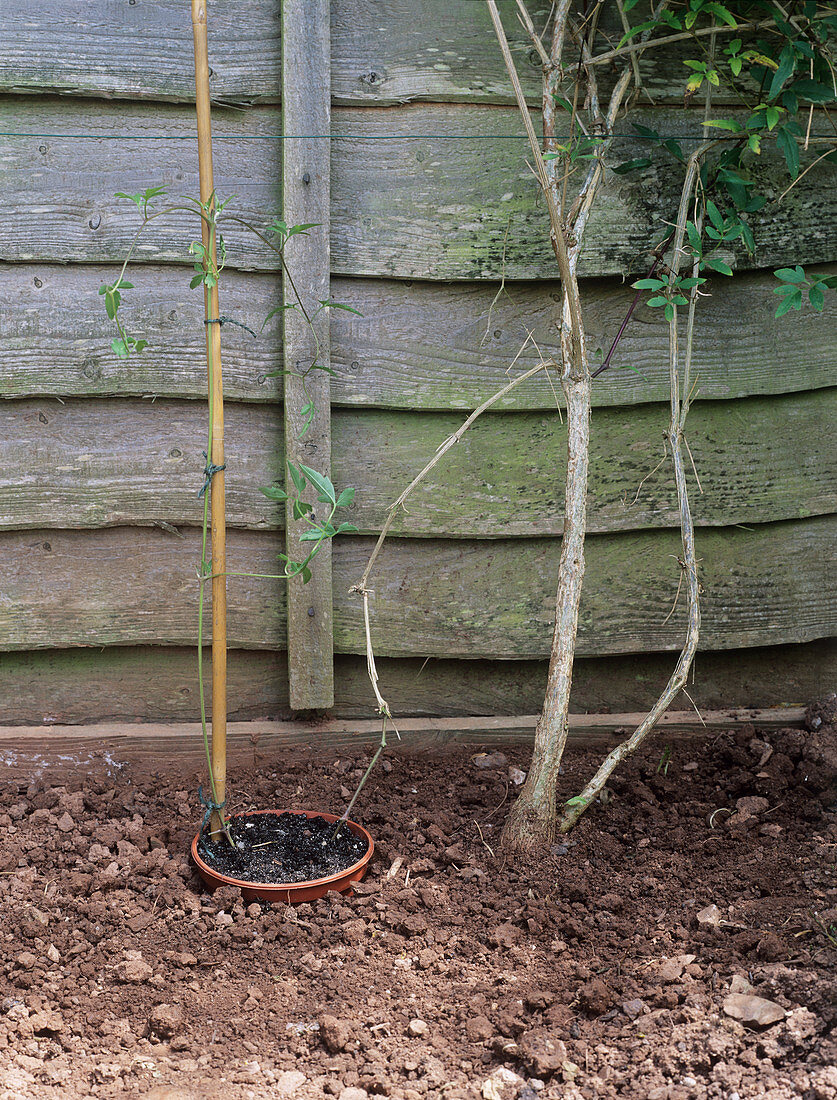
1;700;835;1100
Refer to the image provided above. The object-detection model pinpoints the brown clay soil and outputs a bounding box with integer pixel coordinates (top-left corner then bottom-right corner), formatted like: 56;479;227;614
1;700;836;1100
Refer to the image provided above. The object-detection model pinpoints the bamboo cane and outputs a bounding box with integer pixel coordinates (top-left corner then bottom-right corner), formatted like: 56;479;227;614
191;0;227;840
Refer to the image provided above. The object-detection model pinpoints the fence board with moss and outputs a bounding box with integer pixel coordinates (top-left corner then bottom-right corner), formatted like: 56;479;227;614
0;0;834;731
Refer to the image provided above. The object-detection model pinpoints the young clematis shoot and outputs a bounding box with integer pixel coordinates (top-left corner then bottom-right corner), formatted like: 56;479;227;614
102;186;359;841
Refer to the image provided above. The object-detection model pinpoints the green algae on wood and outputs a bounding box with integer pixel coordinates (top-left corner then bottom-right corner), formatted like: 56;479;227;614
1;99;833;278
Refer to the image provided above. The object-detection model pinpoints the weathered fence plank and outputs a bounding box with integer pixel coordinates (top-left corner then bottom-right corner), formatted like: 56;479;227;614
333;392;836;536
1;392;832;535
4;265;835;408
0;647;289;726
1;526;286;651
330;105;835;279
331;0;705;106
0;97;283;268
0;517;832;656
327;271;837;410
0;0;282;105
282;0;334;709
0;641;831;725
333;519;835;658
0;1;741;107
0;399;282;531
1;99;832;278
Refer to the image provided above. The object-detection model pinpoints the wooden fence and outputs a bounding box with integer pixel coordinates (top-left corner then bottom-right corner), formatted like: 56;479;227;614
0;1;834;728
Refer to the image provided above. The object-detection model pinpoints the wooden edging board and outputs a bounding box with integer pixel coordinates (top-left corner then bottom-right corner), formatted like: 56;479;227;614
0;708;805;778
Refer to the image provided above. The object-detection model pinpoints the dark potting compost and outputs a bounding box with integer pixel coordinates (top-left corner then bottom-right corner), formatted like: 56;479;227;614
196;812;369;884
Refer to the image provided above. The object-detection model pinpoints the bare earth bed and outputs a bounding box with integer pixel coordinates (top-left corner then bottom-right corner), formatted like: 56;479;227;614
1;702;835;1100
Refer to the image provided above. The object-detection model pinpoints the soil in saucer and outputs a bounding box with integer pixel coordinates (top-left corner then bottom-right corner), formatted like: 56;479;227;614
196;812;369;884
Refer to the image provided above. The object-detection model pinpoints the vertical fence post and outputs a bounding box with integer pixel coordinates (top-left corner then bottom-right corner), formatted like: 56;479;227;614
281;0;334;709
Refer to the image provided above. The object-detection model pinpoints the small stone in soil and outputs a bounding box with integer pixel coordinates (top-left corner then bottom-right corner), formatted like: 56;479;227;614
723;992;786;1026
275;1070;308;1098
577;976;612;1015
621;999;648;1020
472;752;508;769
147;1003;184;1039
696;903;722;926
197;812;368;884
319;1013;352;1052
465;1015;494;1043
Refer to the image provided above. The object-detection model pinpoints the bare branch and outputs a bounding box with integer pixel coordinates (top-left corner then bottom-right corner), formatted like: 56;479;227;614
615;0;643;93
550;0;575;73
486;0;584;368
577;32;601;126
557;142;713;833
515;0;551;69
773;146;837;205
566;67;633;244
590;230;674;380
588;18;773;68
349;349;560;737
351;356;555;596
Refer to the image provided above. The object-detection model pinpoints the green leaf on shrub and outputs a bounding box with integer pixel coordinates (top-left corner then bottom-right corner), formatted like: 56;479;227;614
808;284;825;311
774;266;806;283
776;127;799;178
703;256;733;276
317;299;364;316
774;288;802;316
791;79;836;102
611;158;652;175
